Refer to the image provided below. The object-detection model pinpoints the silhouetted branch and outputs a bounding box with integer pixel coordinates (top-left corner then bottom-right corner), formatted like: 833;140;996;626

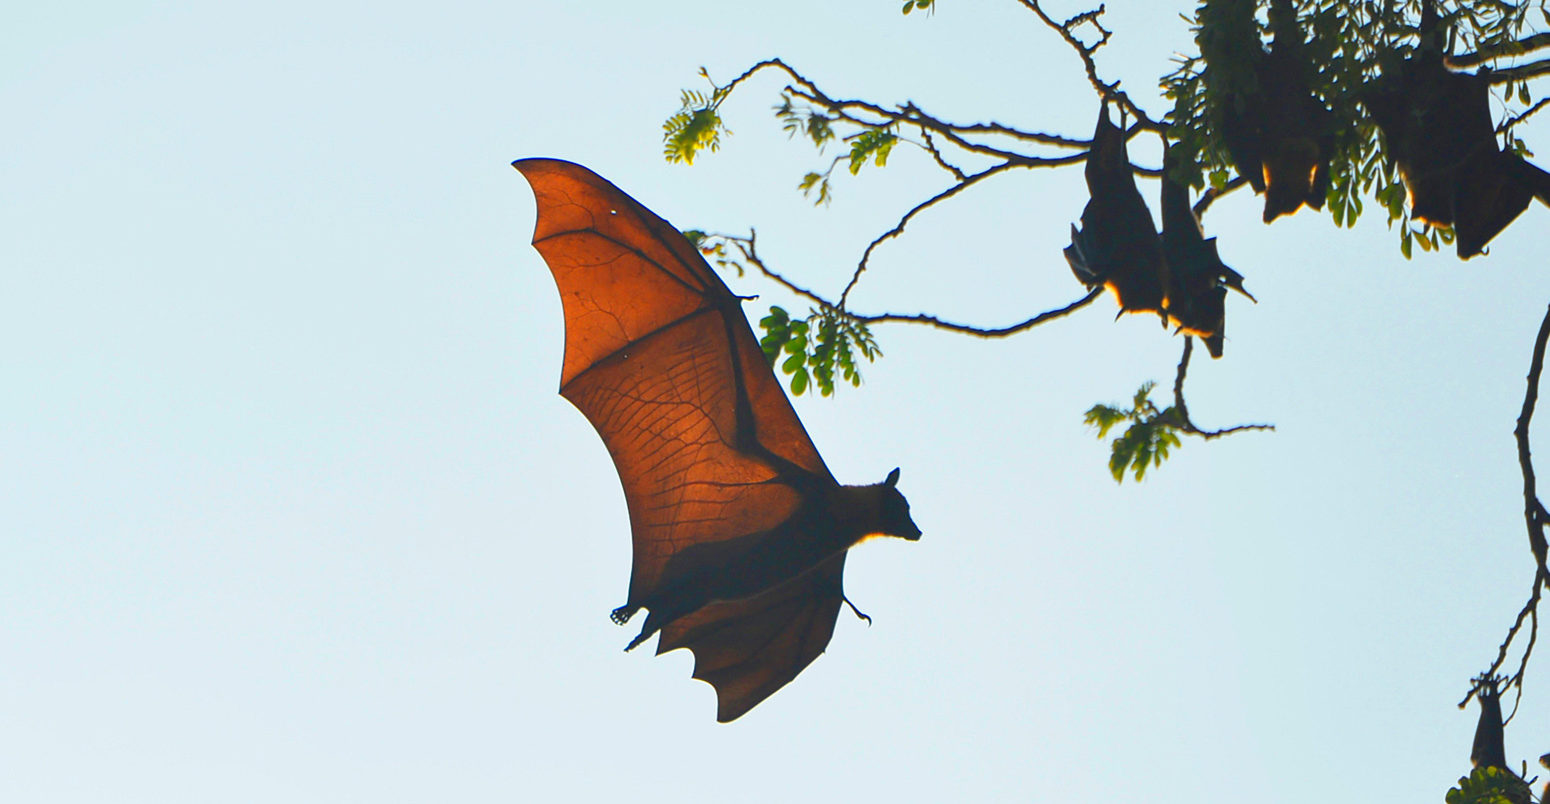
1501;97;1550;133
840;159;1073;304
1451;32;1550;68
1194;176;1251;218
854;289;1102;337
1015;1;1166;133
1468;302;1550;709
1170;337;1275;440
703;230;1101;338
919;129;967;182
1486;58;1550;84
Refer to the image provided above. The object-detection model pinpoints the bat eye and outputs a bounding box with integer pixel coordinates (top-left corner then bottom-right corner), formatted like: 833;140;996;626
609;209;618;215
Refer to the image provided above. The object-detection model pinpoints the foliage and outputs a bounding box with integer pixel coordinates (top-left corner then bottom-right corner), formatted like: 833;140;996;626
758;305;880;397
1083;383;1184;483
1444;766;1534;804
663;71;731;165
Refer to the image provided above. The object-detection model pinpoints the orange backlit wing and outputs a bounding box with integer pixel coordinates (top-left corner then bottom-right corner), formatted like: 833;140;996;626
514;158;848;720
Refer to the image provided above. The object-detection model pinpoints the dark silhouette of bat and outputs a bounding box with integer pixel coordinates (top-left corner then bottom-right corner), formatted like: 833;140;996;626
1160;147;1255;359
1364;1;1550;258
1470;677;1508;771
513;158;922;722
1065;104;1169;321
1217;0;1334;223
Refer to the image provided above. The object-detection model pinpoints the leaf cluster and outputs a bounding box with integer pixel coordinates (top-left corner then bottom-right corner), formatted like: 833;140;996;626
664;72;731;165
759;305;880;397
1444;766;1534;804
1083;382;1184;483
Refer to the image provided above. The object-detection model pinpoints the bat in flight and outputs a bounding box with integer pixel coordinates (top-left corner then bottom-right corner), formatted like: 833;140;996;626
1065;103;1170;321
1217;0;1334;223
514;158;921;722
1160;146;1255;359
1363;0;1550;258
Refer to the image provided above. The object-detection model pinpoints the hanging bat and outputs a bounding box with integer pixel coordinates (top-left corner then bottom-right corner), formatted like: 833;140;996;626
1160;147;1255;359
1470;677;1508;771
1065;104;1169;321
1216;0;1334;223
1364;3;1550;259
513;158;922;722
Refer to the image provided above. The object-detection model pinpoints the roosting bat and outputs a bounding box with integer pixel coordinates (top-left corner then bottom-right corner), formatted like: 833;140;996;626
1363;2;1550;258
1160;147;1255;359
1065;104;1169;321
514;158;922;722
1216;0;1334;223
1470;677;1508;771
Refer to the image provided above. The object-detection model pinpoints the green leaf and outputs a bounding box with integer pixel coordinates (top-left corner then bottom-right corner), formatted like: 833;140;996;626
847;129;897;176
790;367;809;396
781;351;805;374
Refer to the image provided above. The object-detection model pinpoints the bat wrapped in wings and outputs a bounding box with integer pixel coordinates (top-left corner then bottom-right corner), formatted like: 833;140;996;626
1065;103;1170;321
1160;146;1255;359
514;158;921;722
1363;0;1550;259
1210;0;1335;223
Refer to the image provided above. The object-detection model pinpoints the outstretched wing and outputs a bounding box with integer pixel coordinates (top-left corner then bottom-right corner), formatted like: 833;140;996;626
657;553;847;722
514;158;847;718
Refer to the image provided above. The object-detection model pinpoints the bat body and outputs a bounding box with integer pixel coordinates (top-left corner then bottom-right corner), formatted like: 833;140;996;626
1365;45;1550;258
1065;105;1169;320
1216;0;1333;222
1160;148;1254;358
1470;678;1507;771
514;158;921;722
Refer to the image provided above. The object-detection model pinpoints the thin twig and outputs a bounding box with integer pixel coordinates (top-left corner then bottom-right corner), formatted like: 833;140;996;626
1501;97;1550;134
1013;0;1166;133
703;231;1101;338
1170;337;1275;440
854;289;1102;337
1194;176;1250;218
919;129;967;182
839;159;1075;305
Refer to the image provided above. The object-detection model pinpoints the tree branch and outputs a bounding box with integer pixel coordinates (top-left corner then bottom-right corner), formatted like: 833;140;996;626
1450;32;1550;68
1500;96;1550;134
839;159;1078;305
701;231;1101;338
1485;57;1550;84
1014;1;1166;133
1170;337;1275;440
1468;302;1550;708
854;288;1102;337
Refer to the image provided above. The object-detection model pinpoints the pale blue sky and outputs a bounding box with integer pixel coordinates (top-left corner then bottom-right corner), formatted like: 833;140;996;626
4;1;1547;801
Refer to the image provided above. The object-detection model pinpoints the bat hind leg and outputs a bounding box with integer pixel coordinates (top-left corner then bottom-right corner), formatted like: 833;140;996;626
841;592;872;625
610;604;639;626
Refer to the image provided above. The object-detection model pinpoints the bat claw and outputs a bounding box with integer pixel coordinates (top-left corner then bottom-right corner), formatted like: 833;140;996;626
611;604;638;626
841;593;871;625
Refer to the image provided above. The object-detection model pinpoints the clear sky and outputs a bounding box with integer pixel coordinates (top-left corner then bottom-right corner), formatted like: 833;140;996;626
5;1;1548;801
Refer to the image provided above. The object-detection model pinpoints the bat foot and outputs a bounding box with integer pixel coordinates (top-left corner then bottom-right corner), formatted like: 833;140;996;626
841;593;871;626
610;604;639;626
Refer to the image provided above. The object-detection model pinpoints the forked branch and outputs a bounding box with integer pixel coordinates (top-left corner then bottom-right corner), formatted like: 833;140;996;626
1170;337;1275;439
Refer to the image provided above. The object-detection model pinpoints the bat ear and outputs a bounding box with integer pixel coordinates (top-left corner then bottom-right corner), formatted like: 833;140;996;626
884;467;901;487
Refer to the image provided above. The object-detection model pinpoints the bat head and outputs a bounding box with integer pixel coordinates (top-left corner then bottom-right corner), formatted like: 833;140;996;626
877;468;921;541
